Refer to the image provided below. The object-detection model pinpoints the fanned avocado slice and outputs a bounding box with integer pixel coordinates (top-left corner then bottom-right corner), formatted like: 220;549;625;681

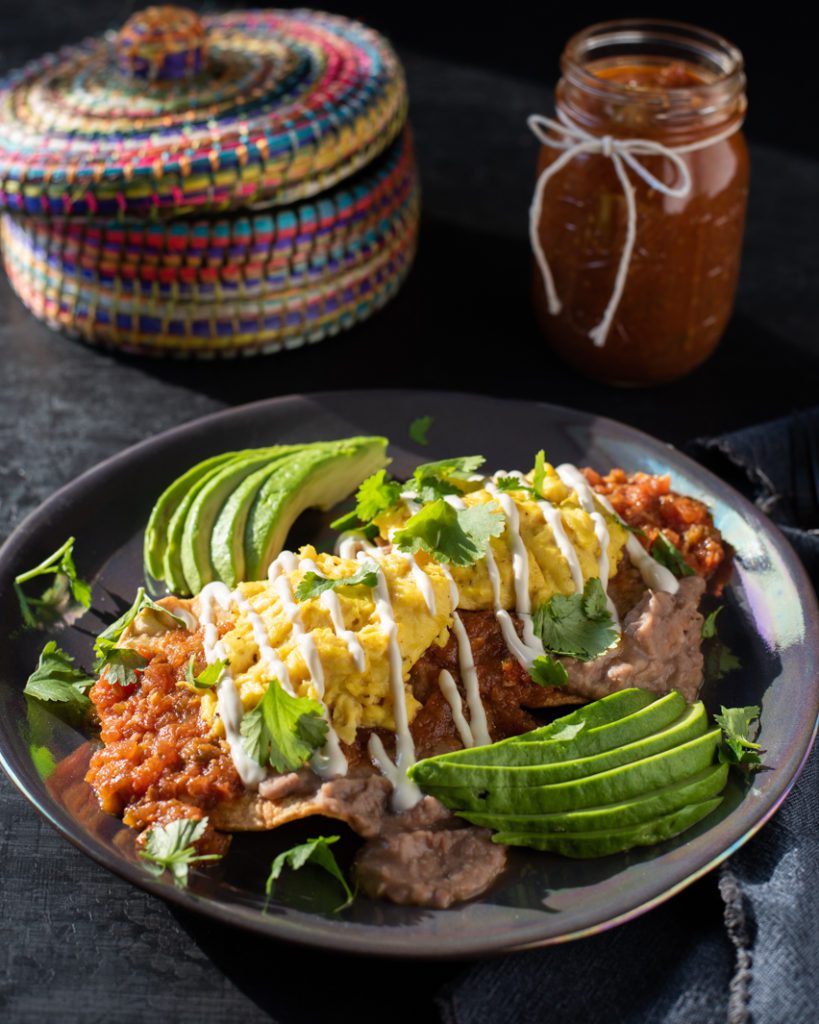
421;691;685;769
428;728;722;814
459;763;729;833
161;451;274;595
243;436;389;581
410;702;708;790
179;446;309;595
491;797;724;857
144;451;238;581
413;688;657;767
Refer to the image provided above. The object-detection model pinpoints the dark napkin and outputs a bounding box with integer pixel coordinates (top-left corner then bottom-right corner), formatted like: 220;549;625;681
437;410;819;1024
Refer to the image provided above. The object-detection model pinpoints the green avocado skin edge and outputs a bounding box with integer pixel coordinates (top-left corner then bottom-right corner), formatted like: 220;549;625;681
144;451;239;581
410;689;730;858
143;436;388;596
492;798;724;858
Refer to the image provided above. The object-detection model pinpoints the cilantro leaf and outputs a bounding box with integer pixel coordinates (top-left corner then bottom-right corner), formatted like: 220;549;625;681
411;455;485;482
295;562;378;602
265;835;354;910
494;476;528;493
702;607;722;639
532;577;618;661
23;641;94;712
393;499;505;567
613;516;649;542
94;588;186;671
103;648;148;687
409;415;433;446
14;537;91;627
139;817;221;887
240;681;329;773
703;633;741;682
529;655;569;688
355;470;403;522
401;455;486;504
532;450;546;498
650;533;696;578
715;705;764;770
410;474;466;503
185;657;228;689
330;470;402;532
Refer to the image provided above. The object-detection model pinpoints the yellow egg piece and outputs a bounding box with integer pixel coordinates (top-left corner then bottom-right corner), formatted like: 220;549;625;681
198;545;452;745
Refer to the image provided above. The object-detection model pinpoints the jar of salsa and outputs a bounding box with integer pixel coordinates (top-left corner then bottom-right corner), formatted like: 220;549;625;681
530;20;749;385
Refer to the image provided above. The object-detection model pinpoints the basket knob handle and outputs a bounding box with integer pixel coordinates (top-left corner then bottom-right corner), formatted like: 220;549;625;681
116;5;207;82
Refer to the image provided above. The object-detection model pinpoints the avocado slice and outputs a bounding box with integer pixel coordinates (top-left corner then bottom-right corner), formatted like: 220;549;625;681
410;702;708;791
144;451;238;582
179;446;308;595
243;436;389;581
211;461;288;588
209;442;350;589
429;728;722;813
422;691;686;770
491;797;724;857
427;689;657;767
162;454;262;595
458;763;729;833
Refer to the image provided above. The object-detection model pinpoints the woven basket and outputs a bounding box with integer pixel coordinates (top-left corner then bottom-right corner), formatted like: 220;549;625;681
0;6;417;356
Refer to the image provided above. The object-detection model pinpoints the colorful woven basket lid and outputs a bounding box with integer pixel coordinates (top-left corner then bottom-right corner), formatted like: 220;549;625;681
0;5;407;219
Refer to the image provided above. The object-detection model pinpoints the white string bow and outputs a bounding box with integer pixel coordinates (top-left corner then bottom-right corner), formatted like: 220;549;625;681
528;110;739;347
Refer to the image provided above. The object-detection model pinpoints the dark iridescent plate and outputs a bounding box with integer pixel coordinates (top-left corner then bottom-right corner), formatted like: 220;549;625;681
1;390;817;957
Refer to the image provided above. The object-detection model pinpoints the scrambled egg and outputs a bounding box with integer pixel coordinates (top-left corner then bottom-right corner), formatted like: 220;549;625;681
199;546;452;744
376;462;628;610
198;463;627;743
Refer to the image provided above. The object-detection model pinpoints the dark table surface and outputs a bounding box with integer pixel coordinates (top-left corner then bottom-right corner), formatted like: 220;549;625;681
2;14;818;1024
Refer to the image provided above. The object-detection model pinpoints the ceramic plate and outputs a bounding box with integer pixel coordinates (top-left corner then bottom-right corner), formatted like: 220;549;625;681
1;390;817;957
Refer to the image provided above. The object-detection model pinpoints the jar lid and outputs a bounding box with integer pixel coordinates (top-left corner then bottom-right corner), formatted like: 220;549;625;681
0;6;407;219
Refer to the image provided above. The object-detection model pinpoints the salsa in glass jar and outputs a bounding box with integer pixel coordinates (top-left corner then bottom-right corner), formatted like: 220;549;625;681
531;20;749;385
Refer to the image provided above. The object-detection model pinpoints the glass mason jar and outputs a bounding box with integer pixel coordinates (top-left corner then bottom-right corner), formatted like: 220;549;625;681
531;20;749;385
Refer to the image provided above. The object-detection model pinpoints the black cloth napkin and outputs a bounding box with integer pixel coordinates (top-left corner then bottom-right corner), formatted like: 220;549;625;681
436;410;819;1024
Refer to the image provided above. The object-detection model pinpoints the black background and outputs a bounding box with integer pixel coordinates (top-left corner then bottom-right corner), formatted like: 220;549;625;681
1;2;817;159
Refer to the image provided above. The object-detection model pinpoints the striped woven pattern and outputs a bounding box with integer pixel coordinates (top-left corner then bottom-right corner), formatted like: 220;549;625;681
1;129;419;357
0;8;407;218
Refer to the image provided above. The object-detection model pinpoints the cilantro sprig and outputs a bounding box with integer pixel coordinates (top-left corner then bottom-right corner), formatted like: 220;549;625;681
93;588;186;673
532;577;618;661
139;817;222;888
265;835;354;911
701;605;741;681
650;533;695;578
393;498;505;567
529;655;569;688
409;415;433;446
330;469;402;535
240;681;329;773
185;657;228;690
715;705;765;771
102;648;149;687
532;449;547;497
23;641;94;714
14;537;91;628
294;562;378;602
404;455;486;504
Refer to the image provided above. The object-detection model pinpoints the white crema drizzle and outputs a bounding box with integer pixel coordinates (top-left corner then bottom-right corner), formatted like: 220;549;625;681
358;550;423;811
439;564;492;746
298;555;367;670
197;582;266;788
267;553;348;779
438;669;475;748
554;464;620;626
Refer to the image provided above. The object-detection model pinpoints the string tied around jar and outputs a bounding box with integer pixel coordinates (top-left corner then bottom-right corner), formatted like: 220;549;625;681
527;110;742;347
